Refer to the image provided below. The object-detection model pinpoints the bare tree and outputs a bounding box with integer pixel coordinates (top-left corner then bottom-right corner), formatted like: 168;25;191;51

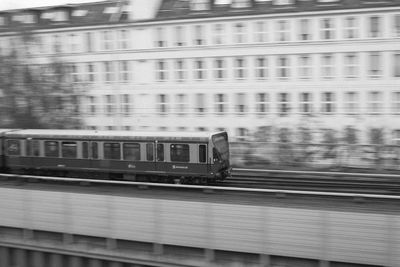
0;33;85;129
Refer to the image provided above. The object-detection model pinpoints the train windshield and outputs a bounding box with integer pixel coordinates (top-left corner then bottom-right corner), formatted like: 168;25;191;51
212;132;229;161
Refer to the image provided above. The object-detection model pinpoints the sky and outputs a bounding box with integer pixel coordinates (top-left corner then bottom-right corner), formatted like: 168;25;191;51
0;0;102;10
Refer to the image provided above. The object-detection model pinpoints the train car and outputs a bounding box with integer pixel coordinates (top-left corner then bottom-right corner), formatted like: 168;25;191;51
0;129;16;171
2;129;230;183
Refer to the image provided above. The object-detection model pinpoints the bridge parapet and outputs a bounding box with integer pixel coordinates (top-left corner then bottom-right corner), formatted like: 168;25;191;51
0;187;398;267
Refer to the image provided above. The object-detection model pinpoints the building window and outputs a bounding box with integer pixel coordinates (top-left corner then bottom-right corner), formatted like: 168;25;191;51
394;14;400;37
157;94;169;115
299;92;312;114
254;21;268;42
368;91;383;114
214;58;226;80
321;18;335;40
235;93;247;115
298;55;312;79
236;128;249;141
194;59;206;80
176;94;187;116
277;56;290;79
69;33;79;53
155;27;166;47
195;93;206;115
71;63;80;83
321;53;335;79
87;63;96;82
118;29;129;50
53;10;68;22
234;57;246;80
175;59;186;82
276;20;289;42
87;96;97;116
278;93;290;116
86;32;93;52
321;92;335;114
255;93;269;116
344;53;358;78
190;0;210;10
53;34;62;53
299;19;311;41
213;24;226;45
369;16;381;38
156;60;168;81
255;56;268;80
393;130;400;145
368;52;382;78
118;61;130;82
233;22;247;43
174;26;185;46
344;16;358;39
104;95;116;116
104;61;114;83
120;94;131;116
392;92;400;114
394;52;400;77
344;92;358;114
215;94;227;115
102;30;113;50
194;25;206;45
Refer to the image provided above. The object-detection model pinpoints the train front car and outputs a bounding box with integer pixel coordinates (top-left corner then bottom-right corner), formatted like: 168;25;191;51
210;131;231;181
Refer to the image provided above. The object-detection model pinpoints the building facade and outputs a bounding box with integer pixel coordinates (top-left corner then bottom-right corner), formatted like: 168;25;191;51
0;0;399;143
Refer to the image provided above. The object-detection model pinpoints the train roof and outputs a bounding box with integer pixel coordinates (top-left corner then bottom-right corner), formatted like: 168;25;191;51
2;129;227;142
0;129;16;134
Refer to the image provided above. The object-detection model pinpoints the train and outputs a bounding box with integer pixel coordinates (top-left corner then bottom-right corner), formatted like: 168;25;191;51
0;129;231;184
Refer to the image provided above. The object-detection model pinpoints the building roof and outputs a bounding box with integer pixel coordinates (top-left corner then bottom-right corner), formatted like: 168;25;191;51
0;0;130;32
0;0;398;33
155;0;400;21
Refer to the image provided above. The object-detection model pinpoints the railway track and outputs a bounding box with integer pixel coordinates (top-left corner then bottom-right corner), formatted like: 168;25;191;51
1;168;400;195
226;168;400;194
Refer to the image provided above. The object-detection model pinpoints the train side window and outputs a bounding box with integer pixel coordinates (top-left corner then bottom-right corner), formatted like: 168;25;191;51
170;144;189;162
146;143;154;161
123;143;140;161
157;144;164;162
30;140;40;156
82;142;89;159
92;142;98;159
61;142;77;158
6;140;20;156
199;145;206;163
104;142;121;160
45;141;59;157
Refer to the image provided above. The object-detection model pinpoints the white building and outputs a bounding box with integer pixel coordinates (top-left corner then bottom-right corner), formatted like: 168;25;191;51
0;0;399;143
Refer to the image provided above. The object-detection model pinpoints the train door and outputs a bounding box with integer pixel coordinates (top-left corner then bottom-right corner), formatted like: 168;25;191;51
198;144;208;175
26;139;40;169
145;142;156;172
155;142;166;173
89;141;99;170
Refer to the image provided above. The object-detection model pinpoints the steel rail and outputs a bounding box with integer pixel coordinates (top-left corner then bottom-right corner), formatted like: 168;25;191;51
1;173;400;200
233;168;400;178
